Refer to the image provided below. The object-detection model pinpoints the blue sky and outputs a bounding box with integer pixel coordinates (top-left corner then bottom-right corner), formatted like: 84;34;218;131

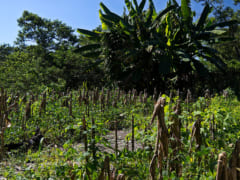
0;0;237;45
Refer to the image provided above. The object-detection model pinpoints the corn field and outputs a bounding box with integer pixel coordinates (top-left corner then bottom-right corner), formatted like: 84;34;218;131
0;87;240;179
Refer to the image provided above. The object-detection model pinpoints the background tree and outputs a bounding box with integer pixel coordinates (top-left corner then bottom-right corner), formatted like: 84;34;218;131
16;10;77;51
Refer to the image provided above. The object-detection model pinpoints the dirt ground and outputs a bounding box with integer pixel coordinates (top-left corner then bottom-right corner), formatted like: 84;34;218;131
97;130;143;153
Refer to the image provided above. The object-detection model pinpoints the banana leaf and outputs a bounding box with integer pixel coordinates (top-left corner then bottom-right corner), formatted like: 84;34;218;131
99;10;115;30
181;0;191;24
152;5;176;28
139;0;146;12
82;50;102;58
133;0;140;14
191;59;209;76
100;2;123;22
145;0;155;26
205;20;239;31
77;29;100;38
196;3;211;30
125;0;136;17
82;59;104;72
74;44;101;53
201;54;226;71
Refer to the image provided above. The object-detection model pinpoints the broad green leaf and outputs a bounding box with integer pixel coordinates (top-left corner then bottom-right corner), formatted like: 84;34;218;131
99;10;114;30
82;50;102;58
125;0;132;12
152;5;176;27
208;29;226;35
77;28;100;38
100;2;123;23
205;20;239;31
192;59;209;76
181;0;192;25
196;3;211;30
139;0;146;12
74;44;101;53
133;0;140;14
201;54;226;71
119;20;133;35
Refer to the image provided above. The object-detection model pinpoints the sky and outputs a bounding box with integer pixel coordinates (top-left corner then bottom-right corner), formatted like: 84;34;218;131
0;0;238;45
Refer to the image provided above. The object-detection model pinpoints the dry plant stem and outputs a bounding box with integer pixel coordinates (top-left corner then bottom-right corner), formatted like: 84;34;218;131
229;140;240;180
149;97;168;180
92;118;96;160
69;93;72;117
82;116;91;180
210;114;215;140
82;116;87;153
150;128;160;180
0;88;7;160
100;88;105;112
139;91;143;103
189;117;202;153
39;91;46;116
132;115;134;151
78;89;82;106
185;89;192;128
126;137;129;151
170;99;182;176
23;98;32;140
116;174;125;180
115;120;118;157
107;90;110;107
143;89;148;104
98;156;110;180
216;152;228;180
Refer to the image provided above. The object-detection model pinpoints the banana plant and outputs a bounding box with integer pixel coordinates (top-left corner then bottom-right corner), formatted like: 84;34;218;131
75;0;239;90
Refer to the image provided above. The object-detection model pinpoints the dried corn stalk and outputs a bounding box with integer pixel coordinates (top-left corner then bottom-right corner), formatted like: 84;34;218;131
223;90;229;99
117;174;125;180
106;89;110;106
93;87;99;104
143;89;148;104
100;88;105;112
123;93;128;105
186;89;192;104
39;91;47;116
149;97;168;180
128;90;131;104
216;152;228;180
152;88;157;102
139;91;143;103
0;88;12;160
132;89;137;104
204;89;210;99
117;88;120;101
112;98;117;108
69;93;73;117
210;114;215;140
169;99;182;176
228;140;240;180
189;117;202;152
78;89;82;106
98;156;110;180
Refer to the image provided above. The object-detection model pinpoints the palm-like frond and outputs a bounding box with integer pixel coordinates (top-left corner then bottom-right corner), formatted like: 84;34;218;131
181;0;191;24
205;20;239;31
196;3;212;30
